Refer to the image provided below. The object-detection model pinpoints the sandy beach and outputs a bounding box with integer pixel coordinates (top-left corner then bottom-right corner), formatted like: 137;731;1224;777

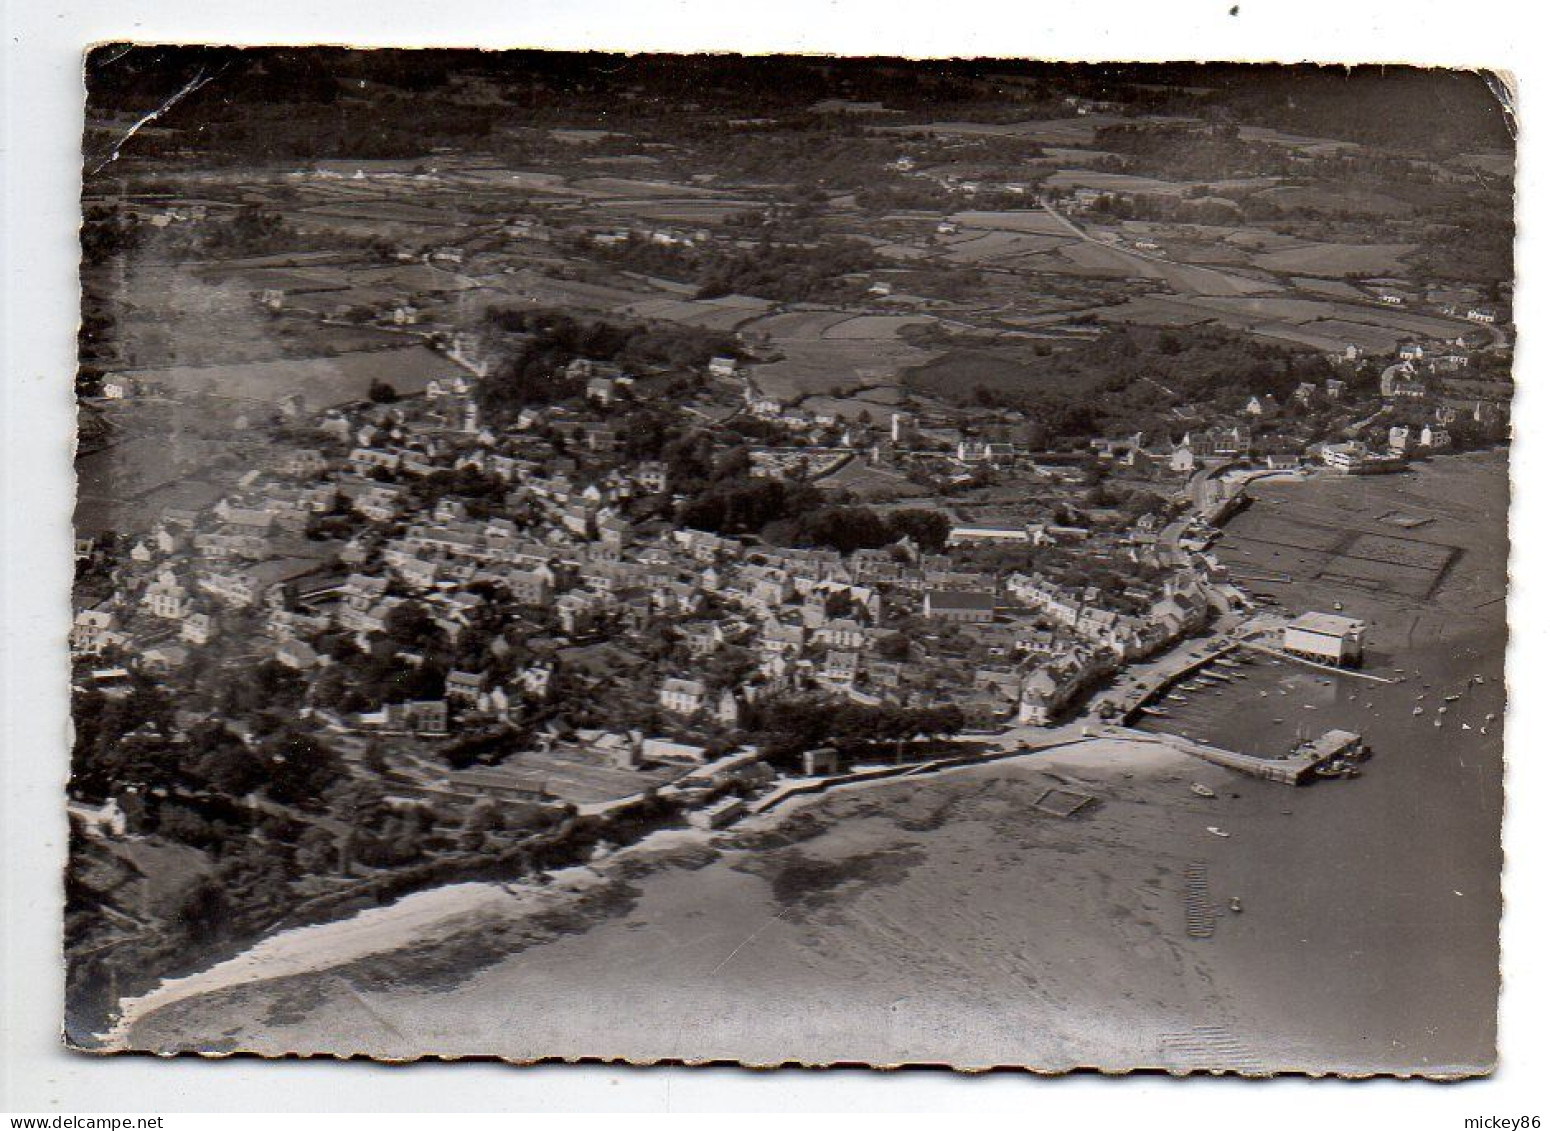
122;738;1279;1069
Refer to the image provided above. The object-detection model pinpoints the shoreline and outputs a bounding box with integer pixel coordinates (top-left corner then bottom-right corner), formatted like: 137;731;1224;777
119;735;1266;1068
102;449;1506;1070
109;736;1179;1056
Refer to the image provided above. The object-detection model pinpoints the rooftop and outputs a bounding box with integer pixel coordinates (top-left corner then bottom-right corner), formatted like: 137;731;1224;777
926;589;998;611
1288;611;1366;637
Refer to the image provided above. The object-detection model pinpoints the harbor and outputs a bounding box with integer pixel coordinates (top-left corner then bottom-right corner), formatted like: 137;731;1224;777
1107;724;1367;786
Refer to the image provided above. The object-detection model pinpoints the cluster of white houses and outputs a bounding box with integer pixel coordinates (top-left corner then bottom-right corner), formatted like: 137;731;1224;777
80;300;1502;807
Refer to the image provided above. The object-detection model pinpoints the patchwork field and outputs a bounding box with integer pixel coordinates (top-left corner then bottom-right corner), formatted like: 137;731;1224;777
1251;184;1415;217
751;339;939;401
939;231;1076;263
821;313;939;340
588;199;753;223
619;294;774;332
902;346;1100;402
1092;298;1219;327
1045;170;1197;196
1250;241;1417;277
1056;241;1275;297
1082;283;1478;353
949;209;1076;236
743;310;859;340
117;343;468;408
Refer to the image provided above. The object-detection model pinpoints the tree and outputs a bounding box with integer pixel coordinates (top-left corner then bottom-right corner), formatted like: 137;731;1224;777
458;800;502;852
164;876;231;946
294;825;338;873
260;731;347;809
368;379;400;404
325;778;389;831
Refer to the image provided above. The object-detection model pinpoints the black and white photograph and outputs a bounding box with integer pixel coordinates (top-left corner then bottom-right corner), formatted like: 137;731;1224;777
61;46;1512;1078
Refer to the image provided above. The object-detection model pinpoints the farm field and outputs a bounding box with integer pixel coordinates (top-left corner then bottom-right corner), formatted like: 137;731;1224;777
877;113;1195;146
821;313;939;340
485;270;648;315
619;294;774;332
1091;297;1218;327
902;346;1102;403
939;231;1076;263
588;199;753;223
799;387;907;422
1452;152;1514;177
1295;320;1407;353
742;309;859;340
813;459;932;500
1250;241;1417;277
568;176;745;200
1045;170;1196;196
750;338;939;401
1086;289;1476;351
1290;277;1370;300
1233;125;1360;155
949;210;1075;235
1057;240;1275;297
116;343;468;408
297;200;487;225
1250;184;1415;217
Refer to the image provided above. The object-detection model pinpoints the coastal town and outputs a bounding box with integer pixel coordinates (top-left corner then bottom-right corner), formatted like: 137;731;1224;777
66;52;1513;1057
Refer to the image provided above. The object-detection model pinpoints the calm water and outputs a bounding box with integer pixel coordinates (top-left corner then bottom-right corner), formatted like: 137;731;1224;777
1137;451;1507;1073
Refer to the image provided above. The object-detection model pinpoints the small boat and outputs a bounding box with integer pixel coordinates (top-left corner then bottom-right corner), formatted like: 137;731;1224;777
1434;718;1443;728
1273;718;1284;724
1206;826;1230;838
1333;602;1344;611
1169;693;1188;703
1444;694;1462;703
1303;704;1318;710
1438;705;1449;715
1412;707;1424;716
1228;896;1243;913
1191;783;1216;798
1462;723;1473;731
